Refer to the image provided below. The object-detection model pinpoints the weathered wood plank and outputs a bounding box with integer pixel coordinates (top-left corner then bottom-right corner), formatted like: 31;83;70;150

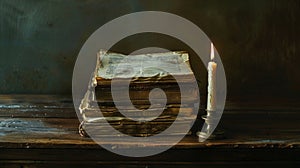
0;148;299;164
1;161;300;168
0;95;299;150
1;95;300;119
0;95;76;118
0;116;299;149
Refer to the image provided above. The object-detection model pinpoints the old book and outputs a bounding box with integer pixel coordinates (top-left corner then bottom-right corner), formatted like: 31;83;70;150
79;50;199;137
95;50;195;83
95;83;198;103
94;50;198;104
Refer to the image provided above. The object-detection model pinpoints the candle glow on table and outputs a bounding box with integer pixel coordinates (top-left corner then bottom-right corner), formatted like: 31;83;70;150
207;43;217;112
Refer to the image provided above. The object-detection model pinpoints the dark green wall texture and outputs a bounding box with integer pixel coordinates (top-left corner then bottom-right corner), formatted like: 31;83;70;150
0;0;299;98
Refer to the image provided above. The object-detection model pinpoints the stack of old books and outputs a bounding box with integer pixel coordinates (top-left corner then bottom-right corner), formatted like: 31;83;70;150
79;50;199;137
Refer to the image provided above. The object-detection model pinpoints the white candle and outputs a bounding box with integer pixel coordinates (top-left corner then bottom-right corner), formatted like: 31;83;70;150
207;43;217;112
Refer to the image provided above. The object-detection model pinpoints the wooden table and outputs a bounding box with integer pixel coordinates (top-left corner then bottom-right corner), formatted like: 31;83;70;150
0;95;299;167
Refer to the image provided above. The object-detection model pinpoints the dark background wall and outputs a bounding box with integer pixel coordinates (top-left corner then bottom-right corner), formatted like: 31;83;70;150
0;0;299;99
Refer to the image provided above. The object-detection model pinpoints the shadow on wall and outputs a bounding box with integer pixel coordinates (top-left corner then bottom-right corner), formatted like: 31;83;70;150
0;0;299;98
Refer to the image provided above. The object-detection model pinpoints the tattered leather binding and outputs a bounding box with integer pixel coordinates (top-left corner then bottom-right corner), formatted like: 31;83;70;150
79;50;199;137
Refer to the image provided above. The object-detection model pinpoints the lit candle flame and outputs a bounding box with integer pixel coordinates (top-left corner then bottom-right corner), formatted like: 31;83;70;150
210;42;215;61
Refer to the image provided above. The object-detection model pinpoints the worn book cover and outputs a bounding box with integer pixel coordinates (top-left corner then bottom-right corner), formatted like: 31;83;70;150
79;50;199;137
